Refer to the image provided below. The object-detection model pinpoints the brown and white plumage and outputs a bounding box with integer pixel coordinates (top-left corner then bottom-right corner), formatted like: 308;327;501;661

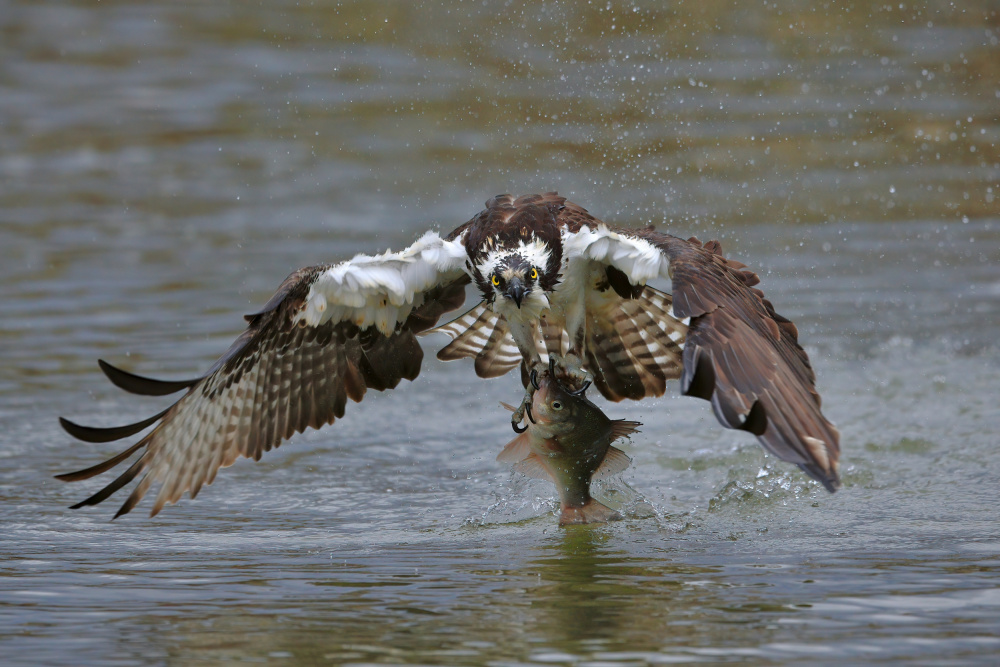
59;234;470;517
59;192;841;518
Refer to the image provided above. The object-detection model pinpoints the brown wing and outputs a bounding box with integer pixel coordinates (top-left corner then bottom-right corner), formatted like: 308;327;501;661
583;285;686;402
445;191;601;241
630;229;841;491
57;267;469;518
451;192;603;294
426;301;524;378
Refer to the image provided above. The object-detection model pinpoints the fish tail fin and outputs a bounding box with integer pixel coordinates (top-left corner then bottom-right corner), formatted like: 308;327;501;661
559;499;622;526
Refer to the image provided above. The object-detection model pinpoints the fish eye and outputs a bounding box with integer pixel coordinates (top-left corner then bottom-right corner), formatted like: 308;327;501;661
530;267;538;280
491;274;500;286
552;401;562;410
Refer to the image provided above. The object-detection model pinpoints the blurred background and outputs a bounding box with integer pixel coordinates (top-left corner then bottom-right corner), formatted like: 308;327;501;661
1;1;998;665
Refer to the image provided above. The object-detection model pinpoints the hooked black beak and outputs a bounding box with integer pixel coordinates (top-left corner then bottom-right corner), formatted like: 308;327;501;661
504;277;526;308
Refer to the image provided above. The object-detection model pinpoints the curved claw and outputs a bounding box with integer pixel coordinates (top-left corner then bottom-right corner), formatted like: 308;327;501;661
525;403;536;425
511;420;528;433
530;368;540;390
568;380;592;397
548;357;557;376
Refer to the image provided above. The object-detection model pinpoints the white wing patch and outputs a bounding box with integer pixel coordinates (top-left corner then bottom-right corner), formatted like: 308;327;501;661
296;232;468;335
562;225;666;285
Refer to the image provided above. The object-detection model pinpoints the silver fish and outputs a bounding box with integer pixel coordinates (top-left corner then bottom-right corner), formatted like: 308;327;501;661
499;369;640;525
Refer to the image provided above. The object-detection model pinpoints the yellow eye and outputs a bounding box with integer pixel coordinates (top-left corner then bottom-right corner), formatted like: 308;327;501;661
491;274;500;286
530;268;538;280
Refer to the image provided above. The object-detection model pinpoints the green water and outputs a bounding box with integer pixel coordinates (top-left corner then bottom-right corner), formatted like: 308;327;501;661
1;1;998;664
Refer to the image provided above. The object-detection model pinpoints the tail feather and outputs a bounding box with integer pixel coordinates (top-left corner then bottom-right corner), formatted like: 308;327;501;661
426;302;522;378
474;318;523;378
426;286;686;398
98;359;200;396
429;302;492;359
586;286;686;402
587;321;646;400
540;319;568;362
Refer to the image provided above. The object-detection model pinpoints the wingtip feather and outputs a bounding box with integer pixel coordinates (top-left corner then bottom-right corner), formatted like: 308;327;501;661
98;358;200;396
60;408;169;444
55;438;148;482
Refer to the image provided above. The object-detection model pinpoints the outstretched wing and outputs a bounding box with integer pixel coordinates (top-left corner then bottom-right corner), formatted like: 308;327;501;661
58;232;471;518
564;224;841;492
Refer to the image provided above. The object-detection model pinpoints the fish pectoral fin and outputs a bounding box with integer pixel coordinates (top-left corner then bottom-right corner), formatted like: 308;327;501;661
609;419;641;441
498;401;519;413
497;432;534;465
593;446;632;481
511;453;554;482
498;430;554;481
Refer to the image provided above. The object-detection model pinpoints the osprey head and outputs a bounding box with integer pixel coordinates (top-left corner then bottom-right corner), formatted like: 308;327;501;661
472;236;559;309
489;254;534;308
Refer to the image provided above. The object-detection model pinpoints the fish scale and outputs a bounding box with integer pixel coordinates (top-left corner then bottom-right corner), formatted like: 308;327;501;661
498;370;640;526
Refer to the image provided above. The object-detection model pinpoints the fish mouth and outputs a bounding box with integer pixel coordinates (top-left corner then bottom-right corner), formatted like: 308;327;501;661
525;402;536;425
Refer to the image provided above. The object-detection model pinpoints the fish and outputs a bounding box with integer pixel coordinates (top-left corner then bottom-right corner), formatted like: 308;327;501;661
498;366;641;526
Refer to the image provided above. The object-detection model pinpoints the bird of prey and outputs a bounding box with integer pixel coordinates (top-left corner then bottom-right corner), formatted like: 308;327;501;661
58;192;841;518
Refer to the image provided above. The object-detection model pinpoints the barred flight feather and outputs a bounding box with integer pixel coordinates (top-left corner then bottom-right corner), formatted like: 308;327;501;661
58;192;843;517
585;286;687;402
428;302;522;378
58;261;469;518
540;319;568;361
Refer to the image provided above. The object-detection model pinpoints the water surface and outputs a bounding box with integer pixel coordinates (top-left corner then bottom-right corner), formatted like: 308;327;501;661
1;1;999;665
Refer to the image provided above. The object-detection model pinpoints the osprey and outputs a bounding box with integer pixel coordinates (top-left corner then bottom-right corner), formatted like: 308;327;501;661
58;193;841;518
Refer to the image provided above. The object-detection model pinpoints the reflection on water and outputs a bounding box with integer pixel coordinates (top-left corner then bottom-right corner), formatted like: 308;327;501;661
1;0;999;665
9;529;997;664
527;530;652;647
